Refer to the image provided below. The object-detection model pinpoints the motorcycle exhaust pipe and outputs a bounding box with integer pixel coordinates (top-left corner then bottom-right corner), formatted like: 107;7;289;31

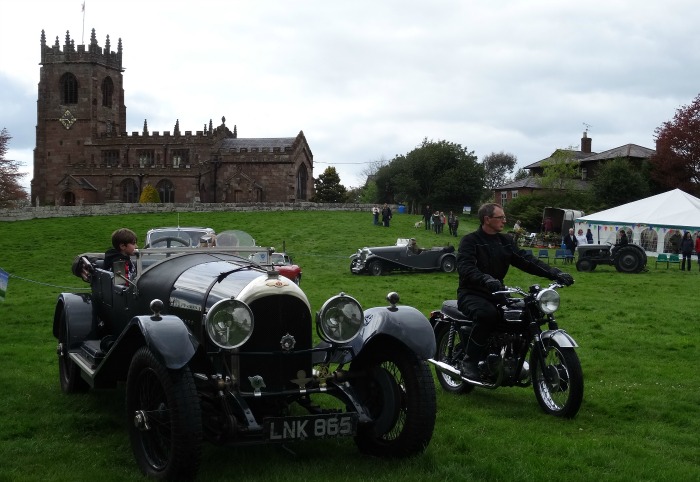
428;358;461;378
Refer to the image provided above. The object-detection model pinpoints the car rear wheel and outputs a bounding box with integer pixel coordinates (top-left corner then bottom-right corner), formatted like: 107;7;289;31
351;341;436;457
57;309;89;393
369;260;383;276
126;347;202;480
441;256;456;273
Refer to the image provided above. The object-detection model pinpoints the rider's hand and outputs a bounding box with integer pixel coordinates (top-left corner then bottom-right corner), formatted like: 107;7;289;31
555;272;574;286
484;276;503;293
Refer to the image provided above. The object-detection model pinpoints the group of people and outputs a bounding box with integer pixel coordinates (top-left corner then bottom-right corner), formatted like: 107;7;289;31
372;204;394;227
680;231;700;271
562;227;598;261
422;205;460;236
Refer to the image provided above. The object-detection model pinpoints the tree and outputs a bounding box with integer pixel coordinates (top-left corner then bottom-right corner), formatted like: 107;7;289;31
139;184;161;203
538;147;581;191
513;167;529;181
591;158;650;209
650;93;700;195
0;128;29;207
373;138;484;213
482;151;517;190
313;166;347;202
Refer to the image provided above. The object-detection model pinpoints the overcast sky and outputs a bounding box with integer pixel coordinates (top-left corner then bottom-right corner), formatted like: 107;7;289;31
2;1;699;193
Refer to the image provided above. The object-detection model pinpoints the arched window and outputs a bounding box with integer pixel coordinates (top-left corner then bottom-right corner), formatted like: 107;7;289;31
664;230;682;254
102;77;114;107
639;228;658;252
60;73;78;104
157;179;175;203
121;178;138;203
296;164;308;200
63;191;75;206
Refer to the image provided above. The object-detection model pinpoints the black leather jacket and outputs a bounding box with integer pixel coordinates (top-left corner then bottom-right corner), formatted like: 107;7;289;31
457;226;561;301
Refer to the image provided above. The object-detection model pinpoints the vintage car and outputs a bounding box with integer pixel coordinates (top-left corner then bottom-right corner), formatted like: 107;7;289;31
350;238;456;275
248;251;303;285
56;244;436;479
146;227;302;284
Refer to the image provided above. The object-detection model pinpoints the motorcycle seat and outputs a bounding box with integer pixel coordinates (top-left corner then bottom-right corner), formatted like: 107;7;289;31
441;300;474;323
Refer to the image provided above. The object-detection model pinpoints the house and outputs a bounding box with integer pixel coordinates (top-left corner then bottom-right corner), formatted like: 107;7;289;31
494;131;655;206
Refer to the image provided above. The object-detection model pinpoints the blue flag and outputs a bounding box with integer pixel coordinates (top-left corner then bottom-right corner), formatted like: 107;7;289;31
0;269;8;302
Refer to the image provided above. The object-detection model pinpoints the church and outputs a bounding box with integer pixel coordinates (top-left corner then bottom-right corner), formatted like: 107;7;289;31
32;28;314;206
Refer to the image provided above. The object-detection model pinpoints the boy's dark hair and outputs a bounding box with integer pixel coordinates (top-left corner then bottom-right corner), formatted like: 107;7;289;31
111;228;137;250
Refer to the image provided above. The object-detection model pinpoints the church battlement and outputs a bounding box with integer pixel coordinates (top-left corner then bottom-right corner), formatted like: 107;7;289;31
40;28;123;71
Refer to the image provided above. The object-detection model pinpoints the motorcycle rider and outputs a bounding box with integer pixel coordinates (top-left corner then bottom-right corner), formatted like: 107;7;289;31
456;203;574;379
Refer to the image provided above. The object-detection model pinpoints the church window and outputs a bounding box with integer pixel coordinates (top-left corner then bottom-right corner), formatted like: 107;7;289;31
102;77;114;107
103;149;120;167
157;179;175;203
60;73;78;104
121;178;138;203
296;164;308;200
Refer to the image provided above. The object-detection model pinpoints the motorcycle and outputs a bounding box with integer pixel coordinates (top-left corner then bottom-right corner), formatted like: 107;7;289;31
428;283;583;418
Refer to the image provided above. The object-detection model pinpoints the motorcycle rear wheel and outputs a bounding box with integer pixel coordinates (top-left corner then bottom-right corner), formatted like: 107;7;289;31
530;340;583;418
434;325;475;394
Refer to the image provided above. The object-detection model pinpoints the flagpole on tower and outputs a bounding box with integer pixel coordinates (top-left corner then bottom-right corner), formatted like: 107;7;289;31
81;2;86;44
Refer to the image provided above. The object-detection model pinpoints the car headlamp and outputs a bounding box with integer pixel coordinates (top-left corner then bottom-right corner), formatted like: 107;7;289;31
536;288;560;314
316;293;364;344
205;299;254;349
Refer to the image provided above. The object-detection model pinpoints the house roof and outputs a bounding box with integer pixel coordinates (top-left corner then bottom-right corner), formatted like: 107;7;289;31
523;149;596;169
220;137;297;150
495;176;591;191
579;143;655;163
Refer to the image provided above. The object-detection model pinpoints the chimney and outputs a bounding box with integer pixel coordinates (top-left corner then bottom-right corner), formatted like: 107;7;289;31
581;131;592;154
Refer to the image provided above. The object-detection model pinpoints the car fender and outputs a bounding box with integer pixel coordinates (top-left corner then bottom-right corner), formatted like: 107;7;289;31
53;292;95;348
341;305;436;362
128;314;199;369
541;328;578;348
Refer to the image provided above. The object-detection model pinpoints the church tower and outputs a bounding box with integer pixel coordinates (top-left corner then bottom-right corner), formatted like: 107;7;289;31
33;28;125;205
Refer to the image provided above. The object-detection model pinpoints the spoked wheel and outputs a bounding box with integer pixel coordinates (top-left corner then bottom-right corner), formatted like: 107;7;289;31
126;347;202;480
530;340;583;418
434;325;474;394
57;309;89;393
369;260;383;276
351;341;436;457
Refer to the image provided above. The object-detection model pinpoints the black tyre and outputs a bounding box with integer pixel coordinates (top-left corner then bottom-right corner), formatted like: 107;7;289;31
126;347;202;480
615;246;645;273
530;340;583;418
434;325;474;394
57;309;89;393
369;260;383;276
576;258;596;272
441;256;456;273
351;342;436;457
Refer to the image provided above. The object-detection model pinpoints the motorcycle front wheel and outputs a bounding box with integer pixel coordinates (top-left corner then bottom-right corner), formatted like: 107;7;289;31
434;325;475;394
530;340;583;418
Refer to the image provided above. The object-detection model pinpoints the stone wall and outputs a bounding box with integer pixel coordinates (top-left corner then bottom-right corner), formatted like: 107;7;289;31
0;202;386;222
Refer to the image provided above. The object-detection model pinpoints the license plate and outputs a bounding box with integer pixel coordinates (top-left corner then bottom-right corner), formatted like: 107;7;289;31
264;413;358;441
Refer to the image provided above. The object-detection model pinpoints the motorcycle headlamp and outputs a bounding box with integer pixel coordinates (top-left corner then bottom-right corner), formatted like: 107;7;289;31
536;288;560;314
205;299;254;349
316;293;364;344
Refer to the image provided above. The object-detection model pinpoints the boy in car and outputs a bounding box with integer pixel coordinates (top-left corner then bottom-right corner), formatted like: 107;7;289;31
103;228;138;281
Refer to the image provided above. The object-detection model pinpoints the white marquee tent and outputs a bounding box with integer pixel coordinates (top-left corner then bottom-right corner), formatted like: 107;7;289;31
575;189;700;254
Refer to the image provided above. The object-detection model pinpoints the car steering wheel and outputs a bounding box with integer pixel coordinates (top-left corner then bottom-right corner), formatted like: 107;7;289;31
145;236;191;248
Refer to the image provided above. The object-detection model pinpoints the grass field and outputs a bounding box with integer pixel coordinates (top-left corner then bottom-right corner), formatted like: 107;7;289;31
0;210;698;481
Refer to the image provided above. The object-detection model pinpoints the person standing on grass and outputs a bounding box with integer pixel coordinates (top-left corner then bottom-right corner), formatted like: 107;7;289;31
381;203;392;227
680;231;693;271
695;232;700;271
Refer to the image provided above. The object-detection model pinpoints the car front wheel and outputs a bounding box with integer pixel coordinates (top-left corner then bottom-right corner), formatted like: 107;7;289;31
351;340;436;457
126;347;202;480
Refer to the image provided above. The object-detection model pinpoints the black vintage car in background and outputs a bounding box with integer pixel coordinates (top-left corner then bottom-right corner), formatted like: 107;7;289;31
56;245;437;480
350;238;456;275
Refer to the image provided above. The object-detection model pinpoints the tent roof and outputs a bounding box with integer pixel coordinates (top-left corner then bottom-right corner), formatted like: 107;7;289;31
576;189;700;231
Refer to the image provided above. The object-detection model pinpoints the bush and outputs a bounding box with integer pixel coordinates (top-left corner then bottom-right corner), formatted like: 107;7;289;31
139;184;161;203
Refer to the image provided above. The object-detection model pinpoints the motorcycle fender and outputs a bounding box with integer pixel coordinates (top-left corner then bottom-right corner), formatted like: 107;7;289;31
541;329;578;348
346;305;436;361
131;315;199;369
53;293;94;349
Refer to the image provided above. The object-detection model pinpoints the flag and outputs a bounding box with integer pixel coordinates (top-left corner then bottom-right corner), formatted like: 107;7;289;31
0;269;8;303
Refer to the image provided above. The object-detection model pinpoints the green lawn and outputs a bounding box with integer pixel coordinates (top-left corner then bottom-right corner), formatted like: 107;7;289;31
0;210;698;481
